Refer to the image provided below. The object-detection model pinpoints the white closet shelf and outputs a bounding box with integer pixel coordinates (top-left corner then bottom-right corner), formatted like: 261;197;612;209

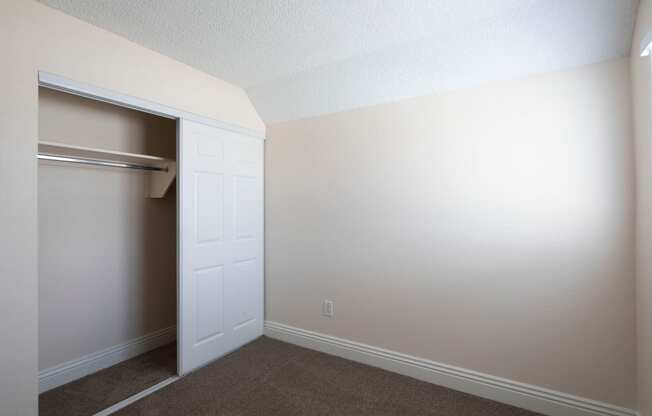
38;141;176;198
38;141;170;164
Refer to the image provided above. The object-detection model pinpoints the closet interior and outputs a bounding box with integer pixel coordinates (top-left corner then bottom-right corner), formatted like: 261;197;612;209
37;87;178;416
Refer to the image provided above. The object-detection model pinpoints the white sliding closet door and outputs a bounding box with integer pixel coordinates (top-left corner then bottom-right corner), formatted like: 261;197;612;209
178;119;263;375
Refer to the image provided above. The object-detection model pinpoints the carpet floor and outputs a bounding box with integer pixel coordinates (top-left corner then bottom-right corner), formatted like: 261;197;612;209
39;343;176;416
114;337;542;416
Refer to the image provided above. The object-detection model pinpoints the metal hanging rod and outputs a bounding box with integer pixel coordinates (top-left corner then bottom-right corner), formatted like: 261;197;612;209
37;154;168;172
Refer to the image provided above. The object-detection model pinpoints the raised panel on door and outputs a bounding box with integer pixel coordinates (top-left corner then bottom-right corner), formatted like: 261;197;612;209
179;119;263;375
194;266;225;344
196;173;224;243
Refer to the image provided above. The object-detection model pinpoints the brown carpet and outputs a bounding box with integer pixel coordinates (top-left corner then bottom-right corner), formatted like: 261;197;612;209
114;337;542;416
39;343;176;416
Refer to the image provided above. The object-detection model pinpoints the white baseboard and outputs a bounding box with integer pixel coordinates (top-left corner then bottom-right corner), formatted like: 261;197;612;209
264;321;638;416
39;326;177;393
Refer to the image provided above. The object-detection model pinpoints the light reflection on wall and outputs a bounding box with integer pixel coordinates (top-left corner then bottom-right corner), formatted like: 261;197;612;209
266;58;636;407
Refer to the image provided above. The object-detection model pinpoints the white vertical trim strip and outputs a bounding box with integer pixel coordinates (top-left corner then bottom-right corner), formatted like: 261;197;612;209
264;321;638;416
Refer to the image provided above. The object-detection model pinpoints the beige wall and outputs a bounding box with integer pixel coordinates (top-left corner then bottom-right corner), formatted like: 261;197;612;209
38;88;176;370
0;1;263;414
266;58;637;408
631;1;652;415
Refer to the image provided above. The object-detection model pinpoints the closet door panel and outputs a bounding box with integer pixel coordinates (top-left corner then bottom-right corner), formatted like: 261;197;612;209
226;135;263;349
226;135;263;347
179;120;230;374
179;119;263;375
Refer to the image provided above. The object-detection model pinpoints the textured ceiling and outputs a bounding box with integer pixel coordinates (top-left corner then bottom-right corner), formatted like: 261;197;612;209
40;0;639;124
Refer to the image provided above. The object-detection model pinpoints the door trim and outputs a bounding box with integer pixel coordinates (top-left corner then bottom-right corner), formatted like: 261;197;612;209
38;71;265;140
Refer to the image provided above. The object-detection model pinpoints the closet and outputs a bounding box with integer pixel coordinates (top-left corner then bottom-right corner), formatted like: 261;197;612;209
37;75;263;416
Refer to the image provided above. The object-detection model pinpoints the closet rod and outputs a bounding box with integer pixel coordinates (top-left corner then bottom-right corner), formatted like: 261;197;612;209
37;154;168;172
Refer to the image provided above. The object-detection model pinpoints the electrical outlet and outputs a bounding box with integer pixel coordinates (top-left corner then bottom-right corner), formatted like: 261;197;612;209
322;300;334;317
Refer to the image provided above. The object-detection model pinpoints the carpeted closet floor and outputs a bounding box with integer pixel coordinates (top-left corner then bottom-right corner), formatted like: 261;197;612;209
39;343;176;416
112;337;541;416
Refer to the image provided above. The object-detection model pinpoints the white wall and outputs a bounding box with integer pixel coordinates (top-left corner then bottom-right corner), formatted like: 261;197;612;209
631;1;652;415
38;88;176;371
0;1;264;414
266;58;637;408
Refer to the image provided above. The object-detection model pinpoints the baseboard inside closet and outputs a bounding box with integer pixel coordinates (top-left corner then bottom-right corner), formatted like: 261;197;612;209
39;342;176;416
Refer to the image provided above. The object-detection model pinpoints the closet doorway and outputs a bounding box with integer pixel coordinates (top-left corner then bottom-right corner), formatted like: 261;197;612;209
38;87;179;416
36;73;264;416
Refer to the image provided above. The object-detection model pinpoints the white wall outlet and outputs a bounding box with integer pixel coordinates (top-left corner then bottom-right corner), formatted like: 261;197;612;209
322;300;334;317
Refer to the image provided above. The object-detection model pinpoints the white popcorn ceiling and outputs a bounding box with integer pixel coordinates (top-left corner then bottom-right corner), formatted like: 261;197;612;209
40;0;639;124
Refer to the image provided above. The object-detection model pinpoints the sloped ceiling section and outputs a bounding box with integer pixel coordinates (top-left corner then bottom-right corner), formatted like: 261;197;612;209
40;0;638;124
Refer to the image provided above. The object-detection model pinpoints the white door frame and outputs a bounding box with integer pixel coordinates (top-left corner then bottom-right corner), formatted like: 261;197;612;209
36;71;265;379
38;72;265;140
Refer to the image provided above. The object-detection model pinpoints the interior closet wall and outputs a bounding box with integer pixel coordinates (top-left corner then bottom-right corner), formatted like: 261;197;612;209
38;88;177;370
